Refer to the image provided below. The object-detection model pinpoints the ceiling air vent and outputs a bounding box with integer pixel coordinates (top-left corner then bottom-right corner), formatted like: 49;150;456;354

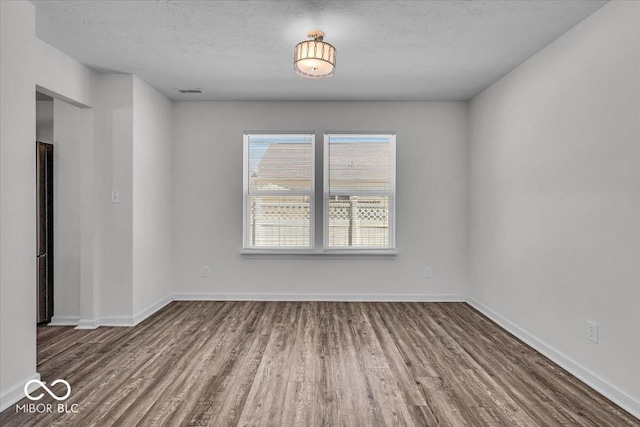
178;89;202;94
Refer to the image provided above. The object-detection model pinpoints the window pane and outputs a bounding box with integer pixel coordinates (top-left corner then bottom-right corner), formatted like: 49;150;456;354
328;196;389;247
328;135;392;193
249;195;311;247
249;135;313;192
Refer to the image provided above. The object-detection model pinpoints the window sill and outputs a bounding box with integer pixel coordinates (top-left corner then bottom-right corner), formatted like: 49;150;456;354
240;249;398;259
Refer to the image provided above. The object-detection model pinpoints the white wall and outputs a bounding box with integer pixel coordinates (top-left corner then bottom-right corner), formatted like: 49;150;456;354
0;2;173;409
173;102;468;299
35;69;174;325
94;74;135;319
77;105;98;326
132;76;173;315
468;0;640;416
36;100;53;143
0;0;38;411
35;36;100;328
88;74;175;322
0;4;101;409
35;38;95;108
52;99;83;321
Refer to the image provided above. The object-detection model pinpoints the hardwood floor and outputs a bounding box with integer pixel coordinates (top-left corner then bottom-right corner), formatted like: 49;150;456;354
1;301;637;426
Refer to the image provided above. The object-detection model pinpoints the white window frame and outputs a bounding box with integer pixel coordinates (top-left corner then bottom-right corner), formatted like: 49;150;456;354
323;133;396;252
242;133;315;252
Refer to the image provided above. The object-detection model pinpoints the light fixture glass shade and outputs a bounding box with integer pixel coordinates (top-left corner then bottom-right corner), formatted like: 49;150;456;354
294;32;336;79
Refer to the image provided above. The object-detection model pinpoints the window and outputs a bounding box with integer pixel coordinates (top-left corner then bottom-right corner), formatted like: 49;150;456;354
243;132;395;253
324;134;396;250
243;134;314;249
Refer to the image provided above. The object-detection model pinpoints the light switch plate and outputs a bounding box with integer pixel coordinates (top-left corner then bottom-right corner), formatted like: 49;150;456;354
586;320;599;343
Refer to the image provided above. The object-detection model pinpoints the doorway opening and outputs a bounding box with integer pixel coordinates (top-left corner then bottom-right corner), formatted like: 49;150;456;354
36;141;54;324
36;92;54;325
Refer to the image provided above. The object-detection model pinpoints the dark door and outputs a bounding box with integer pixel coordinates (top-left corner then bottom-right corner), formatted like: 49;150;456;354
36;142;54;324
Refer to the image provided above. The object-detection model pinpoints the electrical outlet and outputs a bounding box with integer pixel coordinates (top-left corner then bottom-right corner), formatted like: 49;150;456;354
111;190;120;204
586;320;599;343
202;266;210;277
425;266;432;278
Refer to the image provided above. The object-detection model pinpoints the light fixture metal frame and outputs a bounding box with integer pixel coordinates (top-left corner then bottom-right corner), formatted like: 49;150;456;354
293;30;337;79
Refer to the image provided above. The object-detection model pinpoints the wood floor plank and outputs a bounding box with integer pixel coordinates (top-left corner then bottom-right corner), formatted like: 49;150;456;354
117;302;252;427
236;302;298;426
314;302;338;426
1;301;637;427
71;304;220;426
347;302;390;369
430;303;628;426
328;343;379;426
364;303;429;406
414;304;541;426
376;302;445;378
281;381;321;427
414;303;576;426
182;303;271;426
328;302;357;348
288;302;321;383
415;375;471;427
365;367;415;426
204;335;271;426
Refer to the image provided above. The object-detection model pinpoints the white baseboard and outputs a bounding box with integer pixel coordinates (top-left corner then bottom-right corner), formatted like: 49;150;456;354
132;295;173;325
75;318;101;330
49;315;80;326
466;296;640;420
71;295;173;328
0;372;40;412
99;316;135;327
172;292;466;302
98;294;173;327
63;293;464;329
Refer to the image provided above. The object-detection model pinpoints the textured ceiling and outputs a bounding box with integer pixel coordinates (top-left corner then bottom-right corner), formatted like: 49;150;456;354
31;0;607;101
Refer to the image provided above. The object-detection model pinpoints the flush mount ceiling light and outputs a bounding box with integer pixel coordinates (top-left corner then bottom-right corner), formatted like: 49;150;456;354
293;30;336;79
